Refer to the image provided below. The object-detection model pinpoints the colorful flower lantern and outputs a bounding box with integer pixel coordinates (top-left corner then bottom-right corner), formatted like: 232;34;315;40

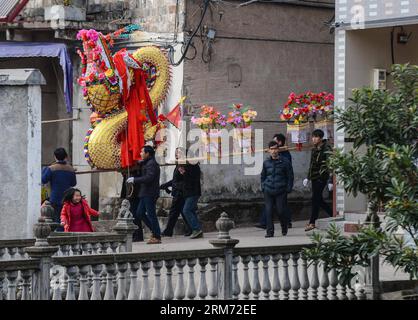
227;104;257;154
281;91;334;150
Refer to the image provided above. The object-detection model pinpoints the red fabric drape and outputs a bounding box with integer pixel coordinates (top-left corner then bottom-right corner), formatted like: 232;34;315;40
115;54;157;168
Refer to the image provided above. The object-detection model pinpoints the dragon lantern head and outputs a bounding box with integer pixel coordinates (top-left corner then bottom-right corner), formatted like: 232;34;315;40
76;26;142;115
77;29;120;114
77;25;172;170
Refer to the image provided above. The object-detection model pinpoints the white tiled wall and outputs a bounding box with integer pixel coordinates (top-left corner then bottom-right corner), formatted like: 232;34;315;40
337;0;418;25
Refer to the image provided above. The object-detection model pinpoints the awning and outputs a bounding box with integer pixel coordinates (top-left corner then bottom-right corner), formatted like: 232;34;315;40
0;42;73;113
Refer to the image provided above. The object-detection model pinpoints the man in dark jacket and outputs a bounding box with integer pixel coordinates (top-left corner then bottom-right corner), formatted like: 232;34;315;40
42;148;77;230
127;145;161;244
178;156;203;239
161;148;192;237
256;134;294;229
261;141;294;237
304;129;333;231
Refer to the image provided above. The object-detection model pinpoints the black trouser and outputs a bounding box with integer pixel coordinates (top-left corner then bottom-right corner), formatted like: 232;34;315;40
309;179;333;225
264;192;289;236
163;195;192;236
137;196;161;239
259;194;292;226
51;203;64;232
130;197;144;241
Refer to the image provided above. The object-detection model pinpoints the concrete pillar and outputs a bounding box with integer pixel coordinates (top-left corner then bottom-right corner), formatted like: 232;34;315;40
26;216;59;300
209;212;239;300
112;199;138;252
71;62;93;204
0;69;46;239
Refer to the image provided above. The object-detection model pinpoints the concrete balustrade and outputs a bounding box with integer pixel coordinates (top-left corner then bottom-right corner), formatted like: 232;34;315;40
0;210;369;300
0;202;135;261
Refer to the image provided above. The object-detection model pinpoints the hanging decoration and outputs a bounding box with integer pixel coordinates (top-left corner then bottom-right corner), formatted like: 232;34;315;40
312;92;334;142
227;104;257;154
192;106;227;158
76;25;172;169
280;91;334;150
190;104;258;156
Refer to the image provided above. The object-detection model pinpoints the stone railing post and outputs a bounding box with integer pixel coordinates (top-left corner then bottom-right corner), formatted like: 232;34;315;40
40;201;60;232
25;217;59;300
209;212;239;300
364;254;381;300
112;199;138;252
363;203;382;300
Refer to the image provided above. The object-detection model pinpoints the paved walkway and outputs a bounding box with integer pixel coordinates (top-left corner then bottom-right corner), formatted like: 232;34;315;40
132;220;311;253
132;220;410;282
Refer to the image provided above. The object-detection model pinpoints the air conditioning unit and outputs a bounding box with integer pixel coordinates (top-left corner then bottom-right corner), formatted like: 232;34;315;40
372;69;387;90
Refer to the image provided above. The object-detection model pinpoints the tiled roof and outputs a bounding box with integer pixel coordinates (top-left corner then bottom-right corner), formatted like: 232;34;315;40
0;0;26;21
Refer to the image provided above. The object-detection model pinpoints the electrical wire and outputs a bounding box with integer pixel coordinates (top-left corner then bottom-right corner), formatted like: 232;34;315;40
201;39;213;63
181;41;198;61
194;33;333;45
324;14;335;34
391;27;395;65
169;0;211;66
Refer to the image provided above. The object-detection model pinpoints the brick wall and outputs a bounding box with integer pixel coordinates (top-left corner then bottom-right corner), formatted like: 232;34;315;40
19;0;186;33
130;0;185;33
182;0;335;203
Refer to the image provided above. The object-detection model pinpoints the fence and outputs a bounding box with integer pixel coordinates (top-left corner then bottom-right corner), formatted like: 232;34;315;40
0;209;368;300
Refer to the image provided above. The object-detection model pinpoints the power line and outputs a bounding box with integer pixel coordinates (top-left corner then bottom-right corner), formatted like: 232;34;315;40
195;34;334;45
169;0;211;66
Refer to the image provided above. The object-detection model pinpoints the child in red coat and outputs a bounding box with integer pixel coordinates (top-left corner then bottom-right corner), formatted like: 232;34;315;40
60;188;99;232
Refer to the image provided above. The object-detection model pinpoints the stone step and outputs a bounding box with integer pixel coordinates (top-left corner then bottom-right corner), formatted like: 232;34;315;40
344;212;367;223
344;212;386;223
317;213;388;233
316;216;345;231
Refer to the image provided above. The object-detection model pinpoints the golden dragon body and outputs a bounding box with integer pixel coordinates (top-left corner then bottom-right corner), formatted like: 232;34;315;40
83;46;171;169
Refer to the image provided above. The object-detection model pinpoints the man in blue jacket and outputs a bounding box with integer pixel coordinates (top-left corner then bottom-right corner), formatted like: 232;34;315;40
261;141;294;237
42;148;77;229
256;134;293;229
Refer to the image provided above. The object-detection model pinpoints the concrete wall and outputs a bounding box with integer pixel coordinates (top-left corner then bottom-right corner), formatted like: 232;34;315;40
183;1;335;202
21;0;186;33
0;86;29;239
346;25;418;92
129;0;186;33
0;57;71;166
342;24;418;212
71;57;94;205
0;69;44;239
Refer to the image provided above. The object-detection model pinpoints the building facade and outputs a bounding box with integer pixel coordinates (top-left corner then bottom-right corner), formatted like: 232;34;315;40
334;0;418;216
0;0;335;232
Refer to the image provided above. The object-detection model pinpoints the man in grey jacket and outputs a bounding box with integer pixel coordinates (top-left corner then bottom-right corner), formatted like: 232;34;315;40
127;145;161;244
261;141;294;237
